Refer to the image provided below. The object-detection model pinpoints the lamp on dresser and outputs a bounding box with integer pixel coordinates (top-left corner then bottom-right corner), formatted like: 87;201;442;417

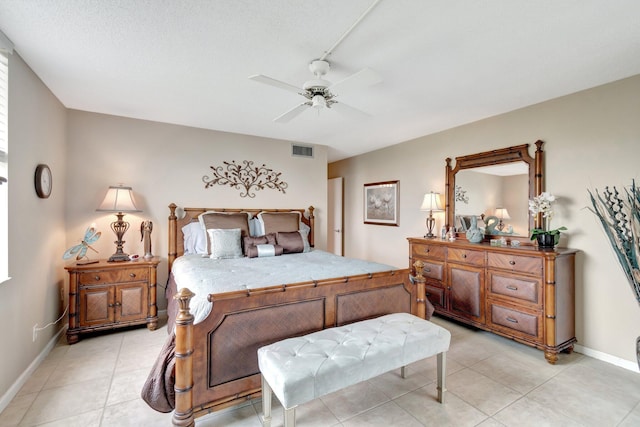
96;185;141;262
495;207;510;231
420;192;443;238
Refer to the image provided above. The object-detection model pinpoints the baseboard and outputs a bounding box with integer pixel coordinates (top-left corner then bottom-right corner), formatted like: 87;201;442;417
0;325;67;414
574;344;639;373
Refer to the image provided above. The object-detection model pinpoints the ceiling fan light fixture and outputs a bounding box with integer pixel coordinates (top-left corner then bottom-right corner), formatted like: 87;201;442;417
311;94;326;109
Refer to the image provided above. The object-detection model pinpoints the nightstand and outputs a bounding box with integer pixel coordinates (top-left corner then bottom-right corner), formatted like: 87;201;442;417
65;257;160;344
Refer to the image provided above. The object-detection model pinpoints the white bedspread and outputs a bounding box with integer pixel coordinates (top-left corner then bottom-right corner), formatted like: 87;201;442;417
171;250;398;324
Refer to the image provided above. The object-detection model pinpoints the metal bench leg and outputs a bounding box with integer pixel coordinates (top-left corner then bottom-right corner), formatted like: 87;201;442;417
436;351;447;403
284;406;297;427
261;375;272;427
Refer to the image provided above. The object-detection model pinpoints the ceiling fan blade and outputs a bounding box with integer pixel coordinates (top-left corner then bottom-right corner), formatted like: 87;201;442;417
274;102;310;123
328;68;382;94
249;74;301;94
330;101;371;119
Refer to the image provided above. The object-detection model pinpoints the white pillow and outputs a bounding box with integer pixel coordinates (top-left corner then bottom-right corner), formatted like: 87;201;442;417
182;222;208;255
249;217;262;237
207;228;243;259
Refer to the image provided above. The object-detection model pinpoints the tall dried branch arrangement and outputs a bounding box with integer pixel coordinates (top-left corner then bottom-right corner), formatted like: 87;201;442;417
588;180;640;307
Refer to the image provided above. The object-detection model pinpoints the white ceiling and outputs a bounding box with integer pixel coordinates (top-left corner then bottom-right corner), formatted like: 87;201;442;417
1;0;639;162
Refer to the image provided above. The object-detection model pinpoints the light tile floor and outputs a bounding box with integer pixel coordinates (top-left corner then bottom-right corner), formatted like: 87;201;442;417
2;315;640;426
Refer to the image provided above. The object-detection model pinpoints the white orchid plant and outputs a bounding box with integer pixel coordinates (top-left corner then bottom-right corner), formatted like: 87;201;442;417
528;192;567;243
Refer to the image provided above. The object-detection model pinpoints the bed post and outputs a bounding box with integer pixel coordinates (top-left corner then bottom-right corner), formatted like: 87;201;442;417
169;203;178;273
172;288;195;427
308;206;315;247
412;260;427;319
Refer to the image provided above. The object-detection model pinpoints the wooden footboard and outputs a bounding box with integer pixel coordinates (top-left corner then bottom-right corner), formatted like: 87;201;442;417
171;267;428;426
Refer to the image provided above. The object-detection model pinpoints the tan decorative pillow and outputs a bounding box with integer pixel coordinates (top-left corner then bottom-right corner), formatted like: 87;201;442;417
243;233;276;256
276;231;310;254
258;212;301;235
198;211;251;254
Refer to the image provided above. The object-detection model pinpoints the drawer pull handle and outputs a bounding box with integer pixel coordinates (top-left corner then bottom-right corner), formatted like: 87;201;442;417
509;260;516;265
506;317;518;323
94;276;100;281
424;268;431;273
506;285;518;291
129;273;136;278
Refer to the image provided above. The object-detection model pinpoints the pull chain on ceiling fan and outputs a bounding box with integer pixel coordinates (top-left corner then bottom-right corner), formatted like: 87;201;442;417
249;0;383;123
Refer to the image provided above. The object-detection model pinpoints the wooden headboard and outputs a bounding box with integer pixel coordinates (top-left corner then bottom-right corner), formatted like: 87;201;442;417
167;203;315;273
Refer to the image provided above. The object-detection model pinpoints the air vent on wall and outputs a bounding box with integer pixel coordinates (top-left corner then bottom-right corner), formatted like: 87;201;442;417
292;144;314;158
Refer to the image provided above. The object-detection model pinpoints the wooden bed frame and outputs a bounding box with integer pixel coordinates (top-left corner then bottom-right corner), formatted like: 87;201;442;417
166;204;429;427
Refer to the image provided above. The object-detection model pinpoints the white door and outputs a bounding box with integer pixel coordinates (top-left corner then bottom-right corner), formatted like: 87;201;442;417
327;177;343;256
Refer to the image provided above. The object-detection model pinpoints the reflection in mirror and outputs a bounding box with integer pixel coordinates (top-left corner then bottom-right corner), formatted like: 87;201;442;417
445;141;544;242
455;163;529;236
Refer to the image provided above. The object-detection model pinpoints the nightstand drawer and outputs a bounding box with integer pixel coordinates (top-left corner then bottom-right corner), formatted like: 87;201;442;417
412;243;445;260
487;253;542;275
447;248;484;266
488;272;540;304
79;267;149;285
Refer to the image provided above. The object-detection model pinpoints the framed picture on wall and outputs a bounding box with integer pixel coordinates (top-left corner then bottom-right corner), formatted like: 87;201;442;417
364;180;399;226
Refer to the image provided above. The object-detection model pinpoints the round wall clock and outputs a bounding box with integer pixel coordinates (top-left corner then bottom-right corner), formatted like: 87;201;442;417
34;163;52;199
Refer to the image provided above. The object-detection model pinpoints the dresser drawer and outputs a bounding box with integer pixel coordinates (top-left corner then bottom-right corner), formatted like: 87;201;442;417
487;253;542;275
488;303;542;341
488;272;541;305
447;248;485;266
416;260;444;281
412;243;445;260
79;268;149;285
425;285;446;309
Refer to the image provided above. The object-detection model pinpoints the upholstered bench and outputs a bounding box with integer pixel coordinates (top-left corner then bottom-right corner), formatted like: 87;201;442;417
257;312;451;427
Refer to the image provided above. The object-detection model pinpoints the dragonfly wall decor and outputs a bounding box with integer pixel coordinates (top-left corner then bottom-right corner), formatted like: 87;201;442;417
63;226;101;261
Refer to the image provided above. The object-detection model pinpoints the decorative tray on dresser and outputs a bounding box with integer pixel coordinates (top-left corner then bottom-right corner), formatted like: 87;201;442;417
65;257;161;344
408;237;577;364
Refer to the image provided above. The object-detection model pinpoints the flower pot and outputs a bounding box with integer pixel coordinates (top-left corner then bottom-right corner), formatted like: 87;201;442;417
536;233;555;249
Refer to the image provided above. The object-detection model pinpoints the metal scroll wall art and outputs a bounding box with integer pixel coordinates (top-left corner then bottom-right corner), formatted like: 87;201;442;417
203;160;288;198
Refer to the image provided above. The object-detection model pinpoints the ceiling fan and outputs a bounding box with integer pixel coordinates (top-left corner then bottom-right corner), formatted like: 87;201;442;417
249;59;382;123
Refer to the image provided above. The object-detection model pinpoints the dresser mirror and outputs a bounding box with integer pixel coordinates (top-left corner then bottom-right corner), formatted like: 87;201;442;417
445;141;544;240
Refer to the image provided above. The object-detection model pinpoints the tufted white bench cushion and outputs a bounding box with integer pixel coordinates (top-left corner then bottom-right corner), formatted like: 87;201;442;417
257;312;451;427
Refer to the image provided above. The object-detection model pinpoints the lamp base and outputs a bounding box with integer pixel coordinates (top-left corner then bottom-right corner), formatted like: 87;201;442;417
425;215;437;239
107;252;130;262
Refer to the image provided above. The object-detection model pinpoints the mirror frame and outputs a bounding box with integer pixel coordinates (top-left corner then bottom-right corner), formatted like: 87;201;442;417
445;140;544;241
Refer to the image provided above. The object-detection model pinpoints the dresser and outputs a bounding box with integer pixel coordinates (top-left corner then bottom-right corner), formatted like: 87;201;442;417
408;237;577;364
65;258;160;344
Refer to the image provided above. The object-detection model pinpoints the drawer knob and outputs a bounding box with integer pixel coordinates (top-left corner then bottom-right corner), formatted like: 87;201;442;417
509;260;516;265
506;317;519;323
424;248;430;253
506;285;518;291
108;303;114;307
114;302;121;306
94;276;100;281
129;273;136;278
462;254;467;258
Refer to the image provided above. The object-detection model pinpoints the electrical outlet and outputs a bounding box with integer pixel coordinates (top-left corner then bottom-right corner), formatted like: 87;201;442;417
32;324;38;342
